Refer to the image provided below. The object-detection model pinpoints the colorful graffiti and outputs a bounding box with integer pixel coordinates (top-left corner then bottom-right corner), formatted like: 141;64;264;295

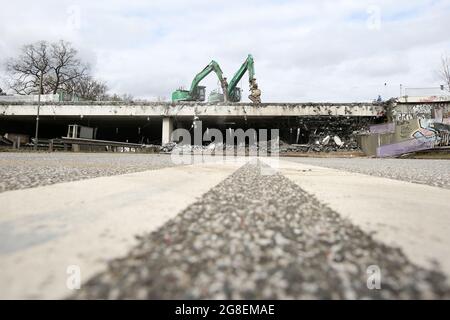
376;118;450;157
376;138;435;157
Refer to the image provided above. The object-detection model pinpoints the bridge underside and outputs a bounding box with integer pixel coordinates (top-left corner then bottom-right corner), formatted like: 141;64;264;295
0;114;381;145
0;102;386;145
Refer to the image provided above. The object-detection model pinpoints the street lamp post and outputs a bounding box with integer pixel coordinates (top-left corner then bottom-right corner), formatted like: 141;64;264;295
34;75;43;151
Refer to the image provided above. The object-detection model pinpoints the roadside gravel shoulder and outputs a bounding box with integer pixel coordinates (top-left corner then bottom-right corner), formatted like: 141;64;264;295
0;152;177;193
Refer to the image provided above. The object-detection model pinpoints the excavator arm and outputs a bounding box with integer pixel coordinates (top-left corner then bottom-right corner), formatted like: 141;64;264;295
227;54;261;103
188;60;227;98
172;60;228;102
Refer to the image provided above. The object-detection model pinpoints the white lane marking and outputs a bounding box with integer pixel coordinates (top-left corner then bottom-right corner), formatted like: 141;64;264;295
0;158;247;299
262;158;450;278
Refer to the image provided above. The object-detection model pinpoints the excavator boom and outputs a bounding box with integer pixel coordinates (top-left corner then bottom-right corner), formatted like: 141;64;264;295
227;54;261;103
172;60;228;102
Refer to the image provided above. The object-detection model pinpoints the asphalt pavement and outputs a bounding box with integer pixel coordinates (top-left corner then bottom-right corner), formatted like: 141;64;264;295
0;152;176;193
1;153;449;299
73;161;450;299
284;157;450;189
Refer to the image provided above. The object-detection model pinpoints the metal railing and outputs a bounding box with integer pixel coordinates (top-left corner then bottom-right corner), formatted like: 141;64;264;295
24;137;149;152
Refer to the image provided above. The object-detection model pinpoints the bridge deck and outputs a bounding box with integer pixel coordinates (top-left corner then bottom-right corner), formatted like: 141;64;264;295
0;102;386;118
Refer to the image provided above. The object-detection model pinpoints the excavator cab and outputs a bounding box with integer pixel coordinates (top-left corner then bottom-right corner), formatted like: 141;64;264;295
193;86;206;101
172;86;206;102
228;87;241;103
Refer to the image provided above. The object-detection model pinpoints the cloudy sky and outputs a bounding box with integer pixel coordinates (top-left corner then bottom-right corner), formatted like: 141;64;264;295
0;0;449;102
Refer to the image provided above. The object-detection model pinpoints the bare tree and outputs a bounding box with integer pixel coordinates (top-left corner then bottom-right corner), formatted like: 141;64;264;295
6;40;87;95
7;41;51;94
47;40;88;94
66;75;108;101
120;93;134;102
156;95;168;102
6;40;134;101
439;54;450;92
105;93;134;102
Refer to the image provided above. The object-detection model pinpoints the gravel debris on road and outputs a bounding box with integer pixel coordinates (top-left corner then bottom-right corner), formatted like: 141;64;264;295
73;161;450;299
0;152;177;193
284;157;450;189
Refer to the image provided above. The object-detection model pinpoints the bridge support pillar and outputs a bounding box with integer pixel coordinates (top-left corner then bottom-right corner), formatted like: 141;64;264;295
162;117;173;144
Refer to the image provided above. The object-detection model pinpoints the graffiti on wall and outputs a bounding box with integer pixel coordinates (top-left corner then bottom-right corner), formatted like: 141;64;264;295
376;118;450;157
392;103;450;121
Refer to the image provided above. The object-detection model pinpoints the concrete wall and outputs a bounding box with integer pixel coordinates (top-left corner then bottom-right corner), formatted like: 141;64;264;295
390;101;450;122
358;133;397;156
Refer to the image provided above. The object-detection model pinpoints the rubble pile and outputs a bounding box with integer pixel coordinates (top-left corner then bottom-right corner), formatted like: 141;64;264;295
160;142;177;153
161;137;360;155
281;117;371;153
280;135;360;153
161;142;258;154
160;117;373;154
0;135;13;146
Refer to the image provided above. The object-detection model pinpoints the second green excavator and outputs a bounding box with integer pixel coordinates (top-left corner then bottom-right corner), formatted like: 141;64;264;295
171;54;261;103
226;54;261;103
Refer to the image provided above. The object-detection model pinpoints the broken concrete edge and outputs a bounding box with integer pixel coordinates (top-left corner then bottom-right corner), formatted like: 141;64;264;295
0;100;388;107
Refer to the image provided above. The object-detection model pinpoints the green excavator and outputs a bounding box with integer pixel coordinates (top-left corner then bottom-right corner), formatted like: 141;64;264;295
226;54;261;103
172;60;228;102
171;54;261;103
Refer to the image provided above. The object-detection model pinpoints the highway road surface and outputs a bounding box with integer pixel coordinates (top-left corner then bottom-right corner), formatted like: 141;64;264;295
0;153;449;299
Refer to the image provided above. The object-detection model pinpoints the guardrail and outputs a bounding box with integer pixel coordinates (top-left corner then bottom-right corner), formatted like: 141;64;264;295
56;137;147;152
26;137;151;152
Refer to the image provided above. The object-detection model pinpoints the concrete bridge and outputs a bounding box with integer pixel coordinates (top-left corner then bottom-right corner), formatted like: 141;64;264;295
0;102;385;144
1;100;449;146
